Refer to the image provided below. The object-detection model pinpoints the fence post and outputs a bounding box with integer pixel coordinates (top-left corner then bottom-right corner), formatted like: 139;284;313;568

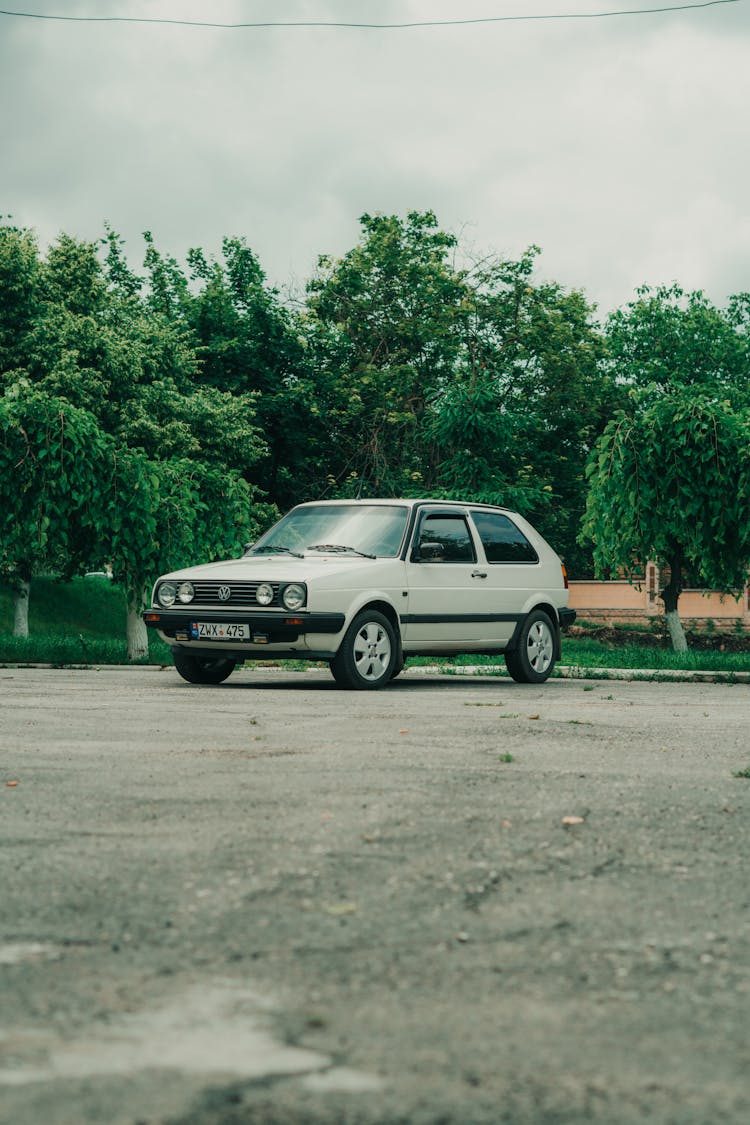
646;561;659;614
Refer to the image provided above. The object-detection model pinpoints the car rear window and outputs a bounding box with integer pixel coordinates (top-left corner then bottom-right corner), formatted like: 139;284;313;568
471;511;538;564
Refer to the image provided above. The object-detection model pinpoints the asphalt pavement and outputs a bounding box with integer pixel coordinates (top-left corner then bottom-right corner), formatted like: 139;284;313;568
1;666;749;1124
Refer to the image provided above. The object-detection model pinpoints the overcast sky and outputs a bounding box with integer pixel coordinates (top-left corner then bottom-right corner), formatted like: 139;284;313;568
1;0;748;315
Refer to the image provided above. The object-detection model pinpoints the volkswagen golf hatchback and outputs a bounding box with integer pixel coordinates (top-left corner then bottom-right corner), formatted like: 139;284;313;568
144;499;574;689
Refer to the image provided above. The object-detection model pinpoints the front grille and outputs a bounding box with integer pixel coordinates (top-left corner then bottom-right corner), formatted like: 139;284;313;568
190;581;282;608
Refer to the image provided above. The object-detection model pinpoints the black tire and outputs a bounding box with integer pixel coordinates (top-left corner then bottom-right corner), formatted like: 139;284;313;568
504;610;557;684
173;650;236;685
330;610;397;690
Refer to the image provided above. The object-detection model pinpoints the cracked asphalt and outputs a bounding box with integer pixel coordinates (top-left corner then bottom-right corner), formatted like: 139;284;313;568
1;666;749;1124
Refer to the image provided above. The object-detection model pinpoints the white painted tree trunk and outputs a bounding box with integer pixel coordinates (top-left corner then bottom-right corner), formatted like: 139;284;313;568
12;579;30;638
665;608;688;653
126;590;149;661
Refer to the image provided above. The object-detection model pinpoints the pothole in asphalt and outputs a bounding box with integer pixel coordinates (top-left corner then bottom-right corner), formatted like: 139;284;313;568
0;980;382;1092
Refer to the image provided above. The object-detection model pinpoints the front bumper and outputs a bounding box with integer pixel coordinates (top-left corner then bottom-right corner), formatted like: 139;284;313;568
143;608;345;645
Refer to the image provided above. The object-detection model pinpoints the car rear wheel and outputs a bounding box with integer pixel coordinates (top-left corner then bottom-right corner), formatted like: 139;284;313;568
330;610;397;690
505;610;556;684
173;650;236;685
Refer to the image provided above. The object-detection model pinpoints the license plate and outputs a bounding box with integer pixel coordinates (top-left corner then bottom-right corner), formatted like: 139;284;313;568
190;622;251;640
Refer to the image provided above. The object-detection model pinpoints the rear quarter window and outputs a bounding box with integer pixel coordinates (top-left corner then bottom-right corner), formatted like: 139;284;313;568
471;511;539;564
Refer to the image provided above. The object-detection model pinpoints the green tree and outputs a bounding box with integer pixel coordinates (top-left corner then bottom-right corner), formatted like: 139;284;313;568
0;221;41;379
12;226;265;478
306;211;467;495
98;234;272;657
159;235;313;506
0;221;270;658
605;284;749;404
581;392;750;651
0;384;111;635
428;248;613;566
428;376;547;511
102;452;265;659
307;217;614;568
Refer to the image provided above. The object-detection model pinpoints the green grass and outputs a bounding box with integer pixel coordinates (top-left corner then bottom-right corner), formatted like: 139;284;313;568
559;637;750;675
1;577;748;673
0;575;124;637
0;632;161;666
412;636;750;677
0;577;171;665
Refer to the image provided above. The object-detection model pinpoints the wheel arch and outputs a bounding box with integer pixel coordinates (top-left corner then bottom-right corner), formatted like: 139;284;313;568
364;597;401;638
338;598;403;662
330;600;402;689
507;601;562;659
339;595;401;635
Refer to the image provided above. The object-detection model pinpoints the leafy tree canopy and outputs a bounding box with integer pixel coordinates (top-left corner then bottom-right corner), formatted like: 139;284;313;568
0;220;274;654
143;233;315;505
304;211;468;496
306;215;613;567
605;284;748;404
581;390;750;649
0;221;42;376
0;383;111;586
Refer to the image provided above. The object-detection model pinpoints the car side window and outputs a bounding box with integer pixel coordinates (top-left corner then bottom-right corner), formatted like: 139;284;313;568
471;511;539;564
414;514;476;563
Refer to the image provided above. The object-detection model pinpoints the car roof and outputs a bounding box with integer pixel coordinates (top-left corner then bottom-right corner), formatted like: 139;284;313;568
294;498;518;515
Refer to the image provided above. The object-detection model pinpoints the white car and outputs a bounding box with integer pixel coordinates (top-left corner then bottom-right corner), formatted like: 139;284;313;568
144;499;575;689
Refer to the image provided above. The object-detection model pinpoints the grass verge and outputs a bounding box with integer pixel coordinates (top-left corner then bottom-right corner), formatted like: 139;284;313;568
2;577;749;673
407;638;750;677
0;577;171;665
559;637;750;675
0;633;172;667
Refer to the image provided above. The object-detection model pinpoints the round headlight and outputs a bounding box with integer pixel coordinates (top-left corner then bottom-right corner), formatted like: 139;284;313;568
256;582;274;606
282;583;306;611
157;582;177;607
177;581;194;604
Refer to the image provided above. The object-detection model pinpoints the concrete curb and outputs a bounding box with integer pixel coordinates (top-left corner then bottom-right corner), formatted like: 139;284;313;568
0;662;172;672
555;664;750;684
1;661;748;684
403;664;750;684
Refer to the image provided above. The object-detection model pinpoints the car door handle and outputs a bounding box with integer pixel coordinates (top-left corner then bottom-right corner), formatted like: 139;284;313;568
471;571;488;579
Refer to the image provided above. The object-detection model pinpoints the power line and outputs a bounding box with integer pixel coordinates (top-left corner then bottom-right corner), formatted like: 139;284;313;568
0;1;741;31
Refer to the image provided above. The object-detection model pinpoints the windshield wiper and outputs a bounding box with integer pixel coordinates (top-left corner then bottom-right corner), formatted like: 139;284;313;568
247;544;305;559
307;543;376;559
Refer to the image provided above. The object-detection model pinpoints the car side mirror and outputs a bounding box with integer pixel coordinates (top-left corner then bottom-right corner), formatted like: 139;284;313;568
414;542;445;562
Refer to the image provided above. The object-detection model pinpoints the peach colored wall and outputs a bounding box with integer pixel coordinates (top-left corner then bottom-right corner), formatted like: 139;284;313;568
568;579;750;627
569;581;647;611
673;589;747;619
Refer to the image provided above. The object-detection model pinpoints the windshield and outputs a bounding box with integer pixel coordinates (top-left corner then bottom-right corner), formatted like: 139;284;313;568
249;504;409;558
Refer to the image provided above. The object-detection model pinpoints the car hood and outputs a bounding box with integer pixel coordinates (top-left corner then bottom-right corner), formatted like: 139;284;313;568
159;554;395;584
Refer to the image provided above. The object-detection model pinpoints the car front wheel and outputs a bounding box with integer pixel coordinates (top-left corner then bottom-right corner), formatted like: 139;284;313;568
331;610;397;690
173;650;236;685
505;610;557;684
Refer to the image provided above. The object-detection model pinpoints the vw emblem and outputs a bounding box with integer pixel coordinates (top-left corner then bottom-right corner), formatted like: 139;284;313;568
217;585;231;602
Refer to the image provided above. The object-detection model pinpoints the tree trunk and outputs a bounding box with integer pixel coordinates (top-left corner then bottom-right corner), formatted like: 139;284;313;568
661;547;688;653
664;609;688;653
12;578;30;638
126;587;149;661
